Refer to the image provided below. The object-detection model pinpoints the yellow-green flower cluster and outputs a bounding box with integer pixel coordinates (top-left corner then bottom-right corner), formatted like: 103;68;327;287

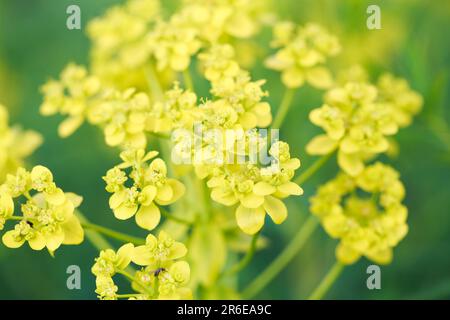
206;141;303;234
92;231;191;300
0;104;42;182
40;64;152;149
0;165;84;252
148;17;201;72
87;0;161;89
310;162;408;265
146;82;198;133
265;22;340;89
377;73;423;128
306;77;422;176
103;149;185;230
178;0;270;42
199;44;272;129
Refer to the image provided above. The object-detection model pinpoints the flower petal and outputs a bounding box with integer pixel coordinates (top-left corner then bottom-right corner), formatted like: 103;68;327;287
277;182;304;196
113;203;137;220
139;185;157;206
235;205;265;235
2;230;25;248
263;196;287;224
306;66;333;89
306;134;338;155
240;193;265;209
28;232;46;250
135;203;160;230
61;215;84;245
253;182;276;196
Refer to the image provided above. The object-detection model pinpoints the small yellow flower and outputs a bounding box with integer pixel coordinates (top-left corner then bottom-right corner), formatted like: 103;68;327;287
92;231;191;300
208;142;303;234
148;18;201;72
41;64;153;149
92;243;135;278
307;82;399;176
0;166;84;252
310;162;408;265
266;22;340;89
104;149;185;230
146;82;198;133
199;44;272;129
87;0;161;89
132;231;187;267
377;73;423;128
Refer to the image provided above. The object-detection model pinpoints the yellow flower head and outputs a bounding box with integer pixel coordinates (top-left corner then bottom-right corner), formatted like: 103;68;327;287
148;18;201;72
266;22;340;89
41;64;152;149
307;81;400;176
207;141;303;234
310;162;408;265
146;82;198;133
104;149;185;230
0;104;42;183
377;73;423;128
199;44;272;129
178;0;271;42
307;75;422;176
0;166;84;252
87;0;161;88
92;231;191;300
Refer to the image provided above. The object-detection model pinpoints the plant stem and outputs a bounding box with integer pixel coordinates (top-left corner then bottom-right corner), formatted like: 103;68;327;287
294;152;334;185
145;62;164;101
271;88;296;129
8;216;23;221
242;216;319;299
182;68;194;92
75;211;112;251
308;261;344;300
223;232;260;277
116;293;139;299
160;207;194;225
81;221;145;246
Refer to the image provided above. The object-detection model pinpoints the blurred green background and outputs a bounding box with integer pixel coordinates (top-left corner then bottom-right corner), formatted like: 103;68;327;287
0;0;449;299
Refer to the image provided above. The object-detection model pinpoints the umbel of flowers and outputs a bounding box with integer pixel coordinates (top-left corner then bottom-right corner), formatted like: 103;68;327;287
0;0;425;300
0;166;84;252
103;149;185;230
306;75;422;176
310;162;408;265
92;231;191;300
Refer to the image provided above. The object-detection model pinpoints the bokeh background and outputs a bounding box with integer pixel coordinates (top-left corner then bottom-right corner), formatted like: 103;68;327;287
0;0;449;299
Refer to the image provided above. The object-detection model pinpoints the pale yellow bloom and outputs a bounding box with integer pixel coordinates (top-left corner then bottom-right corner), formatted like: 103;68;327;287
1;166;84;252
266;22;340;89
310;163;408;265
104;149;185;230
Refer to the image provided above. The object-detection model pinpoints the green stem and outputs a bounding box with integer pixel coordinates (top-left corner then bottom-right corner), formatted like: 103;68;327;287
223;232;260;277
294;152;334;185
242;216;319;299
81;221;145;246
308;261;344;300
182;68;194;92
76;211;112;251
145;62;164;101
116;293;140;299
160;207;194;225
8;216;23;221
271;88;296;129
